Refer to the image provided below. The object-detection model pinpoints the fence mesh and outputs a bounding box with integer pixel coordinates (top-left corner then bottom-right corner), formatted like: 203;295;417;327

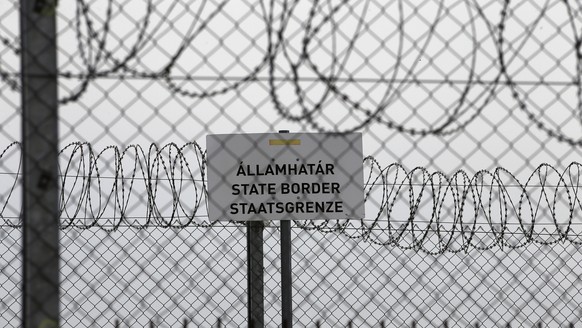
2;0;582;326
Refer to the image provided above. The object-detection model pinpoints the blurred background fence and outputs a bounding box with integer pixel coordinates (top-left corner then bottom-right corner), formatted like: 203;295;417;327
2;0;582;326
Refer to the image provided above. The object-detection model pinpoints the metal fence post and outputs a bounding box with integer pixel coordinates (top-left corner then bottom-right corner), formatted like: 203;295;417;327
247;221;264;328
20;0;60;327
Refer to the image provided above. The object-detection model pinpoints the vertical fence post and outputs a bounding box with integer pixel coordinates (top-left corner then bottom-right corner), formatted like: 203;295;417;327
19;0;60;327
279;130;293;328
247;221;264;328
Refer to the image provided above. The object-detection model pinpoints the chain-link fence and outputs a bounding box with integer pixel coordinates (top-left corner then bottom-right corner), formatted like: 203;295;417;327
2;0;582;326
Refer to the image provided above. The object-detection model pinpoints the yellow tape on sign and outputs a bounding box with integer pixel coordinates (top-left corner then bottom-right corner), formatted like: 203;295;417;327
269;139;301;146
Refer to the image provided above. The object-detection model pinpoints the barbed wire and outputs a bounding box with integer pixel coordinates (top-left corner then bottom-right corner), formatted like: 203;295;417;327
3;0;582;143
2;142;582;253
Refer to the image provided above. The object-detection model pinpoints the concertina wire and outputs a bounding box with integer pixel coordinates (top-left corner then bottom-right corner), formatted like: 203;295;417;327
3;1;582;144
1;141;582;254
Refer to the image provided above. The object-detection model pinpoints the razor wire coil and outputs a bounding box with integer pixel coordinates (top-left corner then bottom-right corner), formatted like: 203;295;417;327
3;0;582;144
2;142;582;253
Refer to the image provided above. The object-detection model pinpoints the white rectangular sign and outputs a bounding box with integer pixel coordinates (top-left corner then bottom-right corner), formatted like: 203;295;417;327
206;132;365;221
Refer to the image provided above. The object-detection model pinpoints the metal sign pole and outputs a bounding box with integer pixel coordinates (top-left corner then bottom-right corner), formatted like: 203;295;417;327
279;130;293;328
281;219;292;328
247;220;264;328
